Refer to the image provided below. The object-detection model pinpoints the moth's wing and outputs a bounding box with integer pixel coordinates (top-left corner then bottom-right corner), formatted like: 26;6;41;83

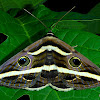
0;38;47;90
1;34;100;91
70;52;100;90
54;38;100;90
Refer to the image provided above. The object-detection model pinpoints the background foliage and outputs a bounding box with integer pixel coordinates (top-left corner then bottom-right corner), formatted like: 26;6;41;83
0;0;100;100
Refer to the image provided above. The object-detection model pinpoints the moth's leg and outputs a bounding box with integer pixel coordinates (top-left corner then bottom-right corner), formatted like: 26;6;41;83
72;45;78;49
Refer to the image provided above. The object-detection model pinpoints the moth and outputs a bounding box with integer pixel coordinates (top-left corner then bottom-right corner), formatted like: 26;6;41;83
0;6;100;92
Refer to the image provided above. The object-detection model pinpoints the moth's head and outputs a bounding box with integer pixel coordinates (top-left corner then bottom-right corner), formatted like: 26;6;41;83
46;32;54;36
44;32;57;38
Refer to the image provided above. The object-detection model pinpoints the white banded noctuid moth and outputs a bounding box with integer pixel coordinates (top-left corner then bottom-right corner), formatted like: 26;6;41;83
0;6;100;92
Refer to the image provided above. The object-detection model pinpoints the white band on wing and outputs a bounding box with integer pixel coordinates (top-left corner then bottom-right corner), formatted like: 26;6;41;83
27;45;72;56
0;65;100;81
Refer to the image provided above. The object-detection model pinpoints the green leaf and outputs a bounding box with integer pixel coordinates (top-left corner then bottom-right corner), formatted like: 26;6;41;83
0;0;46;11
78;3;100;34
53;20;86;30
0;4;100;100
88;3;100;17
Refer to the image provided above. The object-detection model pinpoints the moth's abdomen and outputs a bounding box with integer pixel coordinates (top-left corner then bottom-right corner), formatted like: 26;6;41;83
41;70;58;78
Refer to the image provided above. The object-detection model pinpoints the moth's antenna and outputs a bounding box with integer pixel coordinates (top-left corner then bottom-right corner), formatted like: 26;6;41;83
50;6;76;32
23;8;50;32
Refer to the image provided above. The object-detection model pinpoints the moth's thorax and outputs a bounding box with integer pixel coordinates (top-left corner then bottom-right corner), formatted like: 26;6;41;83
45;51;54;65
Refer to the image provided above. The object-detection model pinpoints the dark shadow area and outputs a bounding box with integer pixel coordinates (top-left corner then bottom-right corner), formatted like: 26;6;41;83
44;0;100;14
0;33;7;44
17;95;30;100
